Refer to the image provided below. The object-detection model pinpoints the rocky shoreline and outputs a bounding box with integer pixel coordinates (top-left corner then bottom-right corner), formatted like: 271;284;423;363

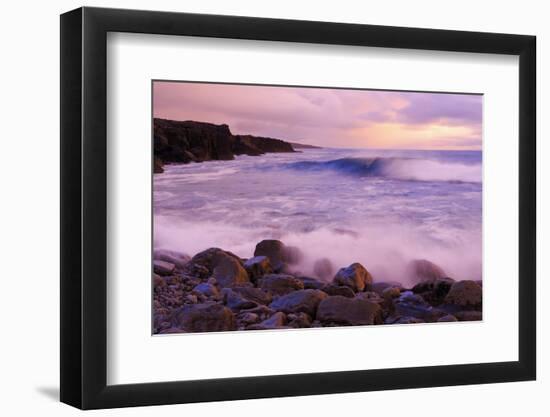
154;118;297;173
153;240;482;334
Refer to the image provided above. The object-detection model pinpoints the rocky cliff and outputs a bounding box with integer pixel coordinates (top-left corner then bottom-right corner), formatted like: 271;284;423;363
154;118;295;172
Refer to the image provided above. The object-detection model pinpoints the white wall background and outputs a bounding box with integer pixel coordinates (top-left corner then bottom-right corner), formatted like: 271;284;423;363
0;0;546;415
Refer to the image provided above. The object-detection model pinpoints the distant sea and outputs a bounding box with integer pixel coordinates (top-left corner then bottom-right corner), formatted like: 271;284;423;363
154;148;482;286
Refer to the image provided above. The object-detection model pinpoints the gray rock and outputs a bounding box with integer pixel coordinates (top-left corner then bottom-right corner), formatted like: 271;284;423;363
269;289;328;317
258;274;304;295
171;303;236;332
317;295;382;325
333;263;373;292
154;260;175;276
287;312;312;328
243;256;273;281
239;312;259;325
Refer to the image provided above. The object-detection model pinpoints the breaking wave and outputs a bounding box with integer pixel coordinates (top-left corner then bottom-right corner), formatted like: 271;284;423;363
286;157;481;183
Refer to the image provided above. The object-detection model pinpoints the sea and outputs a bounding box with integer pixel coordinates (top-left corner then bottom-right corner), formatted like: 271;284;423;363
153;148;482;286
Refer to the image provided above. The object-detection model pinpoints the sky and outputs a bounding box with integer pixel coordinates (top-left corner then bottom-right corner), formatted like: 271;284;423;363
153;81;482;150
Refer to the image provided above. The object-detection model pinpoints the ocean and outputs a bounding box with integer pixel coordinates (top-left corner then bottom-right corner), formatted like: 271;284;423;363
153;148;482;286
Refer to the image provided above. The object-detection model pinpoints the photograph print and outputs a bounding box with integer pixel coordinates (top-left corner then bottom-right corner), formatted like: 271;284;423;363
152;81;483;335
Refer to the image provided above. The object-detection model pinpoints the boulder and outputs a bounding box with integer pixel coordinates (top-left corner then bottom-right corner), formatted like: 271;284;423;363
444;280;482;309
153;260;175;276
222;288;258;311
382;286;401;299
269;289;328;317
253;240;302;272
243;256;273;281
317;295;382;326
313;258;334;280
254;240;286;271
171;303;236;332
239;312;260;325
333;263;373;292
322;284;355;298
407;259;447;283
187;248;249;287
192;283;220;298
232;286;272;305
372;281;404;296
394;291;446;322
247;312;287;330
296;276;325;290
412;277;455;305
257;274;304;295
287;312;312;328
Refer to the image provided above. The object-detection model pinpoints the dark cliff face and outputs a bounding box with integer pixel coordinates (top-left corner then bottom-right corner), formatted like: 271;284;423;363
153;118;295;170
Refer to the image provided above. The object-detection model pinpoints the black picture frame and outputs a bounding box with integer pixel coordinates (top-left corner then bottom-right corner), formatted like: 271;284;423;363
60;6;536;410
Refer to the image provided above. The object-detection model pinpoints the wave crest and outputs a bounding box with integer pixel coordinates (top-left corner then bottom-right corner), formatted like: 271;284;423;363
286;157;481;183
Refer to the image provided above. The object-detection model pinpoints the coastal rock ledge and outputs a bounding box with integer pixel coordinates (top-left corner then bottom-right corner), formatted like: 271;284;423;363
153;240;483;334
154;118;296;172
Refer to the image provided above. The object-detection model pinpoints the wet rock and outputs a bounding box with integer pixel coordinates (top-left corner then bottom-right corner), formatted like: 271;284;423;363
372;282;404;296
287;312;312;328
232;286;272;305
154;260;175;276
153;249;191;270
269;289;328;317
193;283;220;298
317;295;382;326
313;258;334;280
247;312;287;330
412;277;455;305
394;291;446;322
322;284;355;298
382;286;401;299
444;280;482;309
355;291;384;304
187;248;249;287
222;288;258;311
296;276;325;290
171;303;236;332
239;312;259;324
333;263;373;292
243;256;273;281
239;304;275;321
253;240;301;272
407;259;447;283
257;274;304;295
438;314;458;322
454;311;483;321
254;240;287;271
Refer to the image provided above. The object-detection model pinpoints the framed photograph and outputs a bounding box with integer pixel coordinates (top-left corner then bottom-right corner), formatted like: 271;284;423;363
60;6;536;409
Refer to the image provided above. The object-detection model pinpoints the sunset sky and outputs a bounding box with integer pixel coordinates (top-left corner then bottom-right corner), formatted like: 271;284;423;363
153;81;482;150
